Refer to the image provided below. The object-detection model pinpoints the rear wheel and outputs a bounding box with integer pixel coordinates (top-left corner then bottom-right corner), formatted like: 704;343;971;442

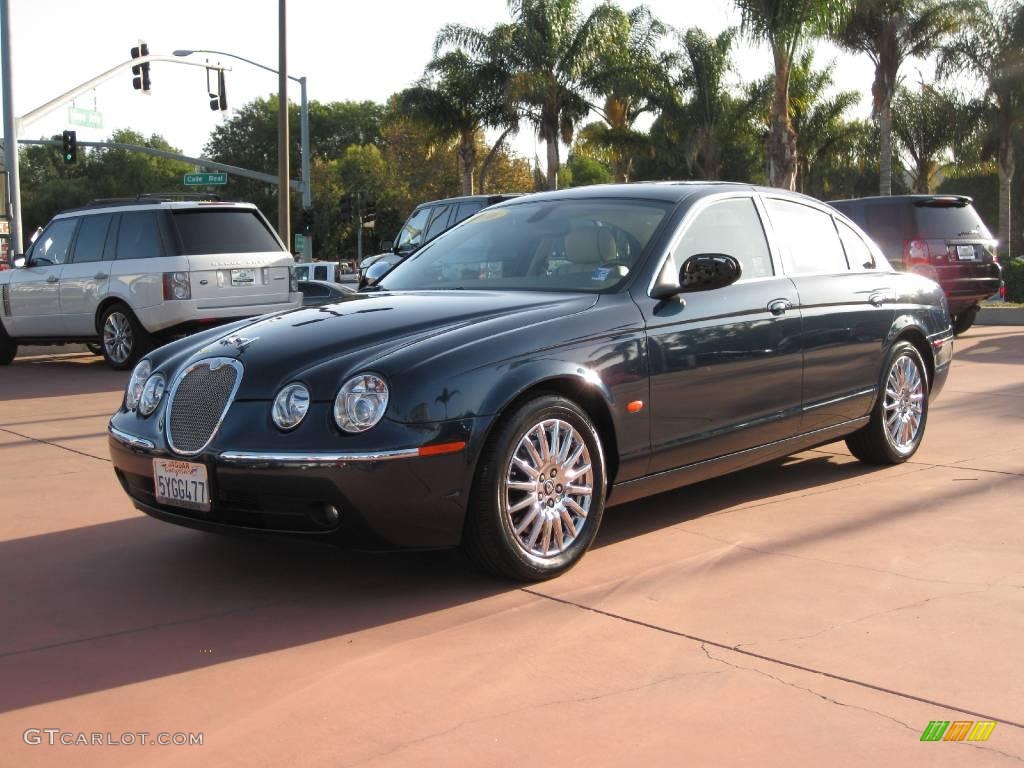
0;325;16;365
846;341;929;464
952;305;979;336
99;304;153;370
463;395;606;581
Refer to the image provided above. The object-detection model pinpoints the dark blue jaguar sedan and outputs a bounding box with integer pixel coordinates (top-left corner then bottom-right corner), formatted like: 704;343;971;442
108;183;952;581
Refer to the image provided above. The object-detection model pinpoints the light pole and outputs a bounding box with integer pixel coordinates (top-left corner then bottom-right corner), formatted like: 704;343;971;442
173;47;312;260
1;0;23;258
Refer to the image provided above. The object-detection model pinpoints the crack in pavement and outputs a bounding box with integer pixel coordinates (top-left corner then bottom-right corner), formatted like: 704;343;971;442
521;588;1024;731
0;425;110;463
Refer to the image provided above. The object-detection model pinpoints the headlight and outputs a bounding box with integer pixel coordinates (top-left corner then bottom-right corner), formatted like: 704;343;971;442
272;382;310;430
334;373;389;433
138;374;166;416
125;359;151;410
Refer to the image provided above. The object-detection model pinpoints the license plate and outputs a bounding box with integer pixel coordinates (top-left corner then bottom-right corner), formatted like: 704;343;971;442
153;459;210;512
956;245;977;260
230;268;255;286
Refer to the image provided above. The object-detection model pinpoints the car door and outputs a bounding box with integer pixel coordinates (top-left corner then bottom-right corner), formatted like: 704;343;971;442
763;197;895;431
636;195;804;474
6;216;78;337
60;212;115;336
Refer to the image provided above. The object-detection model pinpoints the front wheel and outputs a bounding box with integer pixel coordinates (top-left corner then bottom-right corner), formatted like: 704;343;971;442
99;304;153;370
0;325;16;365
846;341;929;464
463;395;607;581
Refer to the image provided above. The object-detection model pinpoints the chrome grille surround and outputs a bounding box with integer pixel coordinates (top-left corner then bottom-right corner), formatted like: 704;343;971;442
165;357;243;456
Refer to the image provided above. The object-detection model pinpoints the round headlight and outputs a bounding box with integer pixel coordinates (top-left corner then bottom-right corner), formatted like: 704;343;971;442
138;374;166;416
334;373;389;433
272;383;310;430
125;359;151;411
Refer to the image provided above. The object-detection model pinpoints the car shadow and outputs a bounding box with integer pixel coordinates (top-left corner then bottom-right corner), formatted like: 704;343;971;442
1;353;126;402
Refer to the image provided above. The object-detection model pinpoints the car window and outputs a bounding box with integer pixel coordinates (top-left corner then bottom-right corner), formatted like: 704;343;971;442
394;207;431;254
381;198;671;293
424;205;452;241
116;211;165;260
313;265;328;280
767;199;848;274
836;219;876;271
70;214;113;264
914;202;992;240
670;198;773;280
171;209;281;254
864;202;914;245
453;201;485;225
31;218;77;266
299;282;328;298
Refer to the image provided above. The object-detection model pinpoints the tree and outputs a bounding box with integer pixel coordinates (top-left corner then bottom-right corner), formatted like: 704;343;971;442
437;0;622;190
939;0;1024;257
585;5;674;182
837;0;977;197
892;84;980;192
732;0;850;189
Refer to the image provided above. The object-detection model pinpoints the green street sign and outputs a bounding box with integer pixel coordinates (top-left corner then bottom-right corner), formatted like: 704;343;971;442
184;172;228;186
294;233;306;253
68;106;103;129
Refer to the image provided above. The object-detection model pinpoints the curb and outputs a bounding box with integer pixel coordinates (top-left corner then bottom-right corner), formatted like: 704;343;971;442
977;308;1024;326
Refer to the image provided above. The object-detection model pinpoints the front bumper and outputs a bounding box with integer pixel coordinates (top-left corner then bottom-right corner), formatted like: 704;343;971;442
108;414;483;549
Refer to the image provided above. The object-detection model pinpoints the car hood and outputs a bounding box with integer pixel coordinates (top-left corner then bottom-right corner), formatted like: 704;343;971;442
187;290;597;399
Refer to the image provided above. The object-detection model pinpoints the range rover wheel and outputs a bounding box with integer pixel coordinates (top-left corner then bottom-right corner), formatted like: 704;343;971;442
952;305;979;336
464;394;606;581
0;325;16;365
100;304;152;370
846;341;929;465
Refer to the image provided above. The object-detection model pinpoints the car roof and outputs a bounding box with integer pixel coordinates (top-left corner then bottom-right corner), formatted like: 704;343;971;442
829;194;973;206
415;193;525;208
487;181;830;207
55;199;259;218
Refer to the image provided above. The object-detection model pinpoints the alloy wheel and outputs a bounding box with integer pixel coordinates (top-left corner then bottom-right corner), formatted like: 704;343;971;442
103;311;134;365
503;418;593;558
883;354;925;453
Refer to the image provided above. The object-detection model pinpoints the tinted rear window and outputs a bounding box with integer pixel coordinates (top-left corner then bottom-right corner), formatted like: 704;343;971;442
171;209;282;255
914;203;992;240
863;203;914;244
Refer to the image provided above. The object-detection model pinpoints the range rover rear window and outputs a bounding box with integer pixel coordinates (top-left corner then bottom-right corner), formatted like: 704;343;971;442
914;201;992;240
171;209;282;255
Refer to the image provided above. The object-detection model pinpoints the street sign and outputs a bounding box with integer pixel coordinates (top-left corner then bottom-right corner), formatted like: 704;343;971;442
183;172;228;186
294;233;306;254
68;106;103;129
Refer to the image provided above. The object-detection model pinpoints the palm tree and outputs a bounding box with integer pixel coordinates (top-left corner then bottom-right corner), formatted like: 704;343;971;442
938;0;1024;257
399;48;516;196
585;5;674;182
891;84;980;192
437;0;623;190
732;0;850;189
837;0;978;197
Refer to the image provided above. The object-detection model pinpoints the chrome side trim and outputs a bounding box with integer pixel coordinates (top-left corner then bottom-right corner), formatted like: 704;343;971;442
108;425;156;450
802;387;877;411
165;357;244;457
218;449;420;468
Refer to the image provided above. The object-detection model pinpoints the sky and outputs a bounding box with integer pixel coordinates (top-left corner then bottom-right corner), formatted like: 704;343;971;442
1;0;915;174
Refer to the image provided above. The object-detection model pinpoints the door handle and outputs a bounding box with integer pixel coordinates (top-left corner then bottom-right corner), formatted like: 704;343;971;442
45;275;59;283
767;299;792;316
93;272;108;280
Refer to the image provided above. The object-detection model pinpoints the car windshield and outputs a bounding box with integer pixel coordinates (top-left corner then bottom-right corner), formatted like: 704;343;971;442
378;198;671;293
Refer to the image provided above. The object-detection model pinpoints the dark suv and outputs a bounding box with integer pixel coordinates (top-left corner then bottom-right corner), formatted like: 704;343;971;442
358;193;522;287
829;195;1001;334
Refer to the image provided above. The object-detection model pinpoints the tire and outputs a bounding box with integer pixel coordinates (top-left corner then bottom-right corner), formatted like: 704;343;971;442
0;324;16;366
85;342;103;356
463;394;607;581
99;304;153;370
952;305;978;336
846;341;929;465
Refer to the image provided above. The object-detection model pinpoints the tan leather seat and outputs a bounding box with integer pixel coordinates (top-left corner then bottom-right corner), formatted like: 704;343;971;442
559;227;618;273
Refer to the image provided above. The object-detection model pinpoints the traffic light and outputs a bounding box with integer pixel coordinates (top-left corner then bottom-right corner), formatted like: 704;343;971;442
301;208;314;234
61;130;77;164
340;196;353;223
131;43;151;93
208;68;227;111
363;200;376;228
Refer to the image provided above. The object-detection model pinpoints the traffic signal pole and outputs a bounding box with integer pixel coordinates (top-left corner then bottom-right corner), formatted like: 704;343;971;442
1;0;23;256
277;0;290;252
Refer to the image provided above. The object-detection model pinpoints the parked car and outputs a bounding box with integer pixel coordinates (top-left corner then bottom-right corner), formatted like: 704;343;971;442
297;279;355;306
108;183;952;581
293;261;356;283
358;193;523;287
829;195;1000;334
0;197;302;369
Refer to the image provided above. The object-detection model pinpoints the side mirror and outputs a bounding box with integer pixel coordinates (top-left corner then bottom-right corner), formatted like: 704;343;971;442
13;256;26;269
679;253;742;292
362;260;390;288
379;239;394;253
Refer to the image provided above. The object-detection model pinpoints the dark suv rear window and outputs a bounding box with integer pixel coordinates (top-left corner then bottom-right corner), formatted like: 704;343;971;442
913;203;992;240
171;209;282;255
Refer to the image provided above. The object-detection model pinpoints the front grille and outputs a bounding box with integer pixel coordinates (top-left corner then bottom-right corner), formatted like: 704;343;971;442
166;357;242;455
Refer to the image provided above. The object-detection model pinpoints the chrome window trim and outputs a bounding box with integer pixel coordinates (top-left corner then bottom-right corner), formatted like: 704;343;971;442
108;425;156;450
218;449;420;468
645;190;781;297
164;357;244;457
